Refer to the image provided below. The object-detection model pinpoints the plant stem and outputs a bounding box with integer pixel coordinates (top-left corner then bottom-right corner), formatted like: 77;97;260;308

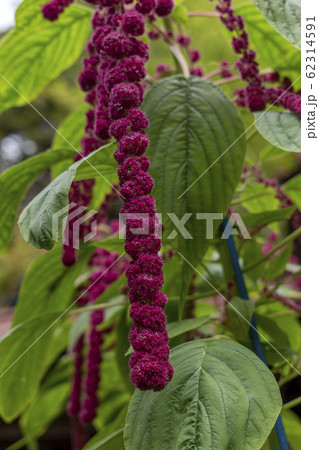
170;44;190;77
163;17;190;77
6;439;27;450
215;74;242;85
282;396;301;410
243;228;301;273
215;68;274;85
278;372;300;388
231;190;272;206
204;69;222;80
187;11;220;17
272;293;301;314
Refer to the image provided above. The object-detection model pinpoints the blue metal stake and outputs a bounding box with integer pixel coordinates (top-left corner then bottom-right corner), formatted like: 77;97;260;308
221;217;290;450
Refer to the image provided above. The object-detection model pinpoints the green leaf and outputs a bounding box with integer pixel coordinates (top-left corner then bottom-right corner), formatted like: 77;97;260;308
166;315;214;339
265;243;292;280
274;48;301;87
68;311;90;350
51;106;89;178
20;380;69;439
0;0;91;114
85;428;124;450
261;428;281;450
242;207;295;229
0;313;66;422
257;302;301;354
255;300;301;372
252;0;301;49
227;297;255;342
236;5;298;70
254;111;301;152
243;239;265;280
20;356;72;439
171;5;188;25
0;148;73;254
18;143;117;250
85;406;127;450
52;106;89;151
95;357;131;430
94;274;126;307
144;76;246;312
255;314;291;349
124;338;282;450
282;175;301;210
242;184;280;213
12;245;94;326
281;410;301;450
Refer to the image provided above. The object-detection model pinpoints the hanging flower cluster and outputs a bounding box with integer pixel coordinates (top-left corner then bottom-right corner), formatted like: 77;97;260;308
68;248;128;423
214;0;301;115
42;0;174;392
214;0;266;111
99;0;174;391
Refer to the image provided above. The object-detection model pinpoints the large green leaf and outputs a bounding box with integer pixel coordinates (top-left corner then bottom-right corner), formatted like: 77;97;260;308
252;0;301;49
0;314;67;422
0;0;91;114
144;76;246;309
124;338;281;450
18;143;117;250
12;245;94;327
0;148;73;254
254;111;301;152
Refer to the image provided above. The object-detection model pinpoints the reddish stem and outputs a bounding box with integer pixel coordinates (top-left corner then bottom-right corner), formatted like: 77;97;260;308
71;416;88;450
187;11;220;17
272;293;301;314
